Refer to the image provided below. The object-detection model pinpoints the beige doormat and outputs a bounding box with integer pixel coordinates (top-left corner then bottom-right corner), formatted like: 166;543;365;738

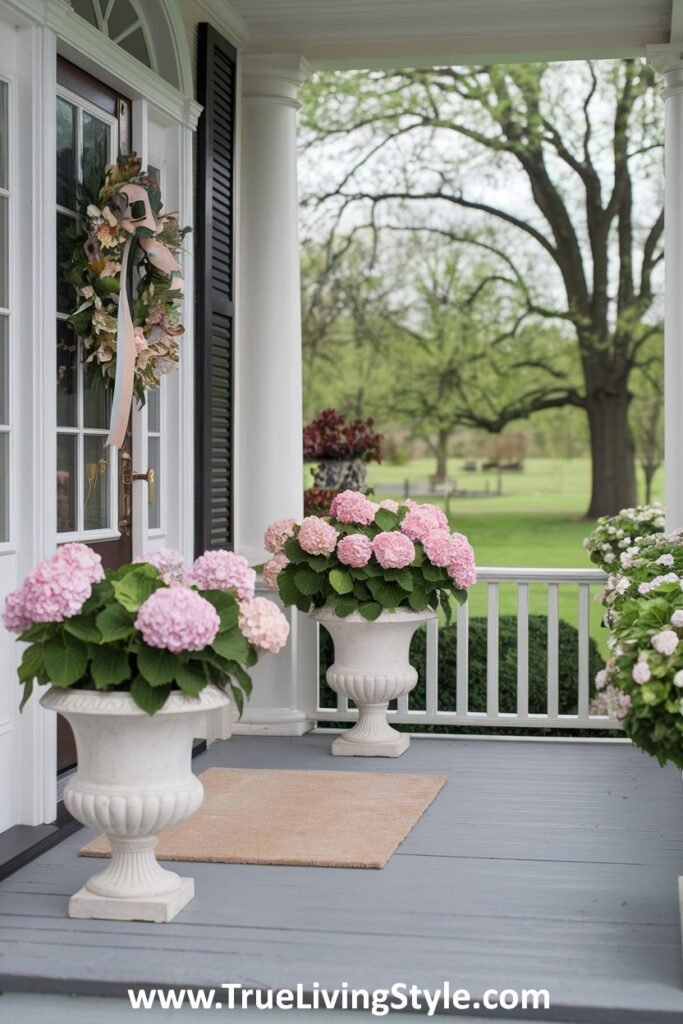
79;767;447;869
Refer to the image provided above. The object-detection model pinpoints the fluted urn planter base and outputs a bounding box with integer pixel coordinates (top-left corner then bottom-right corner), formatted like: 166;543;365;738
69;874;195;924
40;685;229;923
312;606;436;758
331;725;410;758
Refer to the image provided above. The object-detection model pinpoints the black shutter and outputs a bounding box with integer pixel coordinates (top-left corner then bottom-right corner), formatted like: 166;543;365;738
195;23;237;554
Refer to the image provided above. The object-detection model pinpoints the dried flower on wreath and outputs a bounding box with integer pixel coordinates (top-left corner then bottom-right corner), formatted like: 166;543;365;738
61;153;190;404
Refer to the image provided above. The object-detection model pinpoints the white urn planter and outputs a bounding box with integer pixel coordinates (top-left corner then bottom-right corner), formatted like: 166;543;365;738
312;606;436;757
40;685;229;923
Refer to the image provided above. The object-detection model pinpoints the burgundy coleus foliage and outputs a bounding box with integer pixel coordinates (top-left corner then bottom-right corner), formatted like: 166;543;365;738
303;409;382;463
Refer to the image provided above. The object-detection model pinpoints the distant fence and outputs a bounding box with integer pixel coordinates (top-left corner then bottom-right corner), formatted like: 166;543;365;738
372;478;502;507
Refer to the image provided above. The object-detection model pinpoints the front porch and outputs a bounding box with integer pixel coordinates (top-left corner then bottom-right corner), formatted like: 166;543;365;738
1;733;682;1023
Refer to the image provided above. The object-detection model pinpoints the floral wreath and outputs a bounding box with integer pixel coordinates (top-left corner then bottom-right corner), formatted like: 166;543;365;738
63;154;189;440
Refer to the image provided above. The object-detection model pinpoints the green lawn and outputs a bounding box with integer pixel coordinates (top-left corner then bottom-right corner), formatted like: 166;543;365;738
362;455;665;655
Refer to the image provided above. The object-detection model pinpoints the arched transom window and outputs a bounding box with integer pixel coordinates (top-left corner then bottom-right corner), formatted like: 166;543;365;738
70;0;181;88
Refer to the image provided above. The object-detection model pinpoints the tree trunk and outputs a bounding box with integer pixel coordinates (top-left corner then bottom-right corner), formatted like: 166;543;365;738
585;391;637;518
642;461;660;505
434;429;450;479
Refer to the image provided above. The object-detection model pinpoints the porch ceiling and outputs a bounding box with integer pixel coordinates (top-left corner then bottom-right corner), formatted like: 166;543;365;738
224;0;676;67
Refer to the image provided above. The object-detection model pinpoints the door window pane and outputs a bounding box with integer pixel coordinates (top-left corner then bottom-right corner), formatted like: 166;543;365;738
57;212;76;313
56;97;77;209
57;434;77;532
0;316;7;426
83;435;109;530
82;112;110;190
148;435;160;529
0;433;7;542
147;388;160;433
0;81;7;191
57;319;77;426
0;196;7;309
83;359;112;429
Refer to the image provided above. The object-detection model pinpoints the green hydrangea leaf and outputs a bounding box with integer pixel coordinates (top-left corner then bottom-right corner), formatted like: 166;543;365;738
174;662;207;697
64;615;102;644
112;565;163;613
89;645;130;689
330;568;354;595
131;676;172;715
96;603;136;642
358;602;382;621
211;630;251;664
374;508;399;531
295;568;324;595
136;644;178;686
43;635;88;687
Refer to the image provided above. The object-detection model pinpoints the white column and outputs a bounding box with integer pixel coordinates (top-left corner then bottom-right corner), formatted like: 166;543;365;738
236;54;309;561
650;46;683;530
233;55;316;736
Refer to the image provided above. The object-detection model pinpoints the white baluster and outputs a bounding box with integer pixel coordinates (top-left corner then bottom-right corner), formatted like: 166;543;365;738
547;583;560;719
487;583;499;717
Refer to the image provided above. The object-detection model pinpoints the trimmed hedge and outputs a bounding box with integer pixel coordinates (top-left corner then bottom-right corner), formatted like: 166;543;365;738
319;615;604;722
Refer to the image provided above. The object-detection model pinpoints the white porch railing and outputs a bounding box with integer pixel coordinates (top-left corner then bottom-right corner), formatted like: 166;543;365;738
313;566;618;732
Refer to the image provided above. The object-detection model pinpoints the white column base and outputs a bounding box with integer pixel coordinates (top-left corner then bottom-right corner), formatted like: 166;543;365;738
232;707;315;737
203;703;233;745
69;877;194;923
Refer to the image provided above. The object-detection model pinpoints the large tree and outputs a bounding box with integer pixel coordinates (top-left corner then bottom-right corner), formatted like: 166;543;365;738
301;232;582;477
300;60;664;516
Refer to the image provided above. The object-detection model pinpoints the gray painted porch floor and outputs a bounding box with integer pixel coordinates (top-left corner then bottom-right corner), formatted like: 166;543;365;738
1;734;683;1022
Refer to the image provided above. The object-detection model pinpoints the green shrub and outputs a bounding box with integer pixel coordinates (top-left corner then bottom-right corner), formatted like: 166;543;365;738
318;615;605;724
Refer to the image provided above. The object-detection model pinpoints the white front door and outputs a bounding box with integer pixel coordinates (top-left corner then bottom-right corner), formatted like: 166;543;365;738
0;2;197;835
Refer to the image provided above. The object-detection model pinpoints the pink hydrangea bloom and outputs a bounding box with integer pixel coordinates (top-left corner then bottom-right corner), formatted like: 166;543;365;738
135;548;187;584
422;529;458;568
239;597;290;654
378;499;400;513
638;573;679;595
372;531;415;569
337;534;373;568
594;669;608;690
57;542;105;584
632;659;651;684
189;550;256;601
651;629;679;656
671;609;683;628
446;533;477;589
590;685;631;720
135;587;220;653
2;589;32;634
4;543;105;630
297;516;339;556
400;504;449;542
264;517;297;555
262;553;288;590
329;490;377;525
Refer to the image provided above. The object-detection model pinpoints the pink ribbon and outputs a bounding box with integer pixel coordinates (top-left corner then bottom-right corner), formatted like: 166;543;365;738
104;184;184;449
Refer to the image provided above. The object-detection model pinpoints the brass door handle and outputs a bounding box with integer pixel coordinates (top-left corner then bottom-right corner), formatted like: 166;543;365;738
133;468;156;506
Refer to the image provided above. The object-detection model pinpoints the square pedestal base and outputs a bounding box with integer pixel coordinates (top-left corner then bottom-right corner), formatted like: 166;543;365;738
331;733;410;757
69;877;194;923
